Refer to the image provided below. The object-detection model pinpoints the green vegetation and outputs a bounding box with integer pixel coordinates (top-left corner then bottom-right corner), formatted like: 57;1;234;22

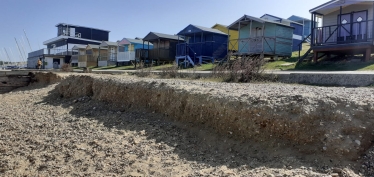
263;43;310;70
192;63;214;71
296;60;374;71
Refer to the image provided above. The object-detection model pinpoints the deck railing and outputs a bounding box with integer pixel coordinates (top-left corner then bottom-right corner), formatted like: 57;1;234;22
28;48;71;58
176;41;215;57
135;48;175;61
99;52;117;61
229;37;292;56
313;20;373;46
231;37;264;55
117;51;135;62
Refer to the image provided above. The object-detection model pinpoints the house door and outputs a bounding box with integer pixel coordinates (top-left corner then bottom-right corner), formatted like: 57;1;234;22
338;13;351;42
338;11;368;42
53;58;60;69
352;11;367;41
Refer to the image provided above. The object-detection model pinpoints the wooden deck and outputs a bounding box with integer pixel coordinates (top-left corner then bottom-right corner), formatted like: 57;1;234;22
312;42;374;62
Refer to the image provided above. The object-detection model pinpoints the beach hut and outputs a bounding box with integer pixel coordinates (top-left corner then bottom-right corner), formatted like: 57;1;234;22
71;44;87;67
261;14;304;51
288;15;314;39
117;38;153;65
176;24;228;66
77;44;105;67
99;41;118;67
212;24;239;52
227;15;294;58
136;32;183;65
307;0;374;62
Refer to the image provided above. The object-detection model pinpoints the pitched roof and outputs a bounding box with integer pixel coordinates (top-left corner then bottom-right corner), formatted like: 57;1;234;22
193;25;227;35
100;41;118;47
212;24;228;28
177;24;227;35
86;44;100;49
260;14;282;21
72;44;87;50
143;32;183;41
118;38;154;46
126;38;145;44
261;14;303;26
309;0;373;14
288;15;311;22
228;15;295;30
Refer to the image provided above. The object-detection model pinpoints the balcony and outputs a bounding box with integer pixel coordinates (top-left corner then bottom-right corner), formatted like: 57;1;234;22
28;48;71;58
313;20;373;46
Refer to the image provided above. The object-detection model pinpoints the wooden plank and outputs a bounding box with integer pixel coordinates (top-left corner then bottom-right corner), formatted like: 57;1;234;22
365;48;372;62
313;44;372;52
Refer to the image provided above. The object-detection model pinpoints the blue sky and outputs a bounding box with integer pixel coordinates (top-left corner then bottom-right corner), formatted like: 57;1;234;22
0;0;326;62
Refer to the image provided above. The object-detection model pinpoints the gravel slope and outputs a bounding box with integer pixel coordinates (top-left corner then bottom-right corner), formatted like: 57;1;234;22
2;73;374;176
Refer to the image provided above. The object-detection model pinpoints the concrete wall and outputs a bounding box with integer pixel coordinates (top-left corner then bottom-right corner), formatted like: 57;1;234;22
277;72;374;87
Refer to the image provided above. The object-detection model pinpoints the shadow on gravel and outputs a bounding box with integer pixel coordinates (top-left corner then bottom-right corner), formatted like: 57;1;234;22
38;88;355;174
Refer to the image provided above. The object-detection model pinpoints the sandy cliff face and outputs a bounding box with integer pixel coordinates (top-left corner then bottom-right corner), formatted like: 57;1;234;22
55;74;374;161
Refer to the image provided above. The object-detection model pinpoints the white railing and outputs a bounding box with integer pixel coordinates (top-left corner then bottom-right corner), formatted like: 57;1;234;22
117;51;135;62
313;20;373;45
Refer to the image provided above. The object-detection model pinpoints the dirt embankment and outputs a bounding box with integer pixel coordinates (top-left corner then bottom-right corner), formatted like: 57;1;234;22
3;72;374;176
54;73;374;161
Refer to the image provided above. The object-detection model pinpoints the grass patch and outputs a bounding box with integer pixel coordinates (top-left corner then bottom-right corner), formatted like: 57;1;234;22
296;60;374;71
94;65;117;70
148;64;173;70
192;63;215;71
110;65;136;70
264;43;310;70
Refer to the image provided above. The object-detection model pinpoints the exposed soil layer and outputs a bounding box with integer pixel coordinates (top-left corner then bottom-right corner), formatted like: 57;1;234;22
1;72;374;176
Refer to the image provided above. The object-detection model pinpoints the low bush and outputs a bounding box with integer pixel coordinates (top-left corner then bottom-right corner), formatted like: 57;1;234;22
212;55;267;82
61;63;73;72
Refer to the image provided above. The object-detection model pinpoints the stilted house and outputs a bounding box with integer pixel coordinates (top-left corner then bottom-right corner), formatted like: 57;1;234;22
136;32;183;64
308;0;374;62
212;24;239;52
176;24;228;66
261;14;304;51
117;38;153;65
227;15;294;58
71;44;87;67
99;41;118;67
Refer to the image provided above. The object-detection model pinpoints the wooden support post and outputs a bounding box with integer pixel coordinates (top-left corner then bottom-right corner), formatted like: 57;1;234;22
365;47;371;62
313;51;318;63
311;13;314;46
157;39;160;65
372;2;374;41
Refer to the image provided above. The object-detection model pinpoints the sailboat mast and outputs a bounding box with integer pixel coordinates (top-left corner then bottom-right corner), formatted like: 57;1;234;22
15;38;25;62
24;29;32;51
4;48;12;64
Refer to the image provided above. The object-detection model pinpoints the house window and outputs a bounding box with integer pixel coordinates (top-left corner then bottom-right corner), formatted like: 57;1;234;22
256;27;263;37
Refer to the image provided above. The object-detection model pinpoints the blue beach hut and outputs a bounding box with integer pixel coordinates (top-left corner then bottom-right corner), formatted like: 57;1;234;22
176;24;228;66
